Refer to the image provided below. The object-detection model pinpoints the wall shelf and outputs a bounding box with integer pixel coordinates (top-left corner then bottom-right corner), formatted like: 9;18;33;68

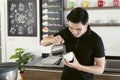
64;6;120;27
65;23;120;27
90;23;120;26
64;6;120;11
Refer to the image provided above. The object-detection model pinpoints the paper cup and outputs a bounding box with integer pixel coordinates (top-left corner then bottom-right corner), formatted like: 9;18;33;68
63;52;74;62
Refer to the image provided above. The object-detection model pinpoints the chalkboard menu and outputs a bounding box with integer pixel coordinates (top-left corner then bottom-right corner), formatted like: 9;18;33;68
40;0;64;39
8;0;37;36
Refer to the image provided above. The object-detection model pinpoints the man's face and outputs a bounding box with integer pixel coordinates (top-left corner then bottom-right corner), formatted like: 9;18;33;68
67;21;88;38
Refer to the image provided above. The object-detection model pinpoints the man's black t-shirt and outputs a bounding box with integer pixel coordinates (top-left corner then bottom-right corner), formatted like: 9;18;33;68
54;26;105;80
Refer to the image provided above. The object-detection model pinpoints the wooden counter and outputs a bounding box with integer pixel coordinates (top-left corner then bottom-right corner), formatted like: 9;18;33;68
24;57;63;80
24;67;62;80
24;57;120;80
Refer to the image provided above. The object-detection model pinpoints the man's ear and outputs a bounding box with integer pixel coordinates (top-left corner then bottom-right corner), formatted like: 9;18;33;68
85;22;89;27
86;22;89;25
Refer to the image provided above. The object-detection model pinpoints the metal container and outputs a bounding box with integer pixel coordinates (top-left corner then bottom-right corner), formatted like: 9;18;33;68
0;62;18;80
51;44;66;56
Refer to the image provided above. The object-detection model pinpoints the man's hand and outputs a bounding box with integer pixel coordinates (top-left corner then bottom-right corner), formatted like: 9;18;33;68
53;35;64;45
40;35;64;46
63;55;82;70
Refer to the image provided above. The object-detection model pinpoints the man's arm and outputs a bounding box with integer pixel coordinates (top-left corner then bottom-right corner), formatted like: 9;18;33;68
78;57;105;74
64;56;105;74
40;35;54;46
40;35;64;46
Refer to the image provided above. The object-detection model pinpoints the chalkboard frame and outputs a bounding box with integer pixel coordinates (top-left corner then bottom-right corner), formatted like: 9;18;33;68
40;0;64;40
7;0;37;37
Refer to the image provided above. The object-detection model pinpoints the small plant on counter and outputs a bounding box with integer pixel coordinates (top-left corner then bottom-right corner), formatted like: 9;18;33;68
10;48;34;80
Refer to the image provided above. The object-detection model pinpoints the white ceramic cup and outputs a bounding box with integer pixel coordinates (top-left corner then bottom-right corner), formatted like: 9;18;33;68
63;52;74;62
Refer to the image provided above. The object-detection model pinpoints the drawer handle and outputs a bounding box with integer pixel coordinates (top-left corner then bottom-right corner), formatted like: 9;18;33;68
26;68;62;73
98;73;120;77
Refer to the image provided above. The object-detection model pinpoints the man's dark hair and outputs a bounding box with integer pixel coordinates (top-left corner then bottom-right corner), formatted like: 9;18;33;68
67;7;89;25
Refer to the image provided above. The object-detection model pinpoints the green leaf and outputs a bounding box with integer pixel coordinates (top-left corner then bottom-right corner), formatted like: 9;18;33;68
10;54;19;59
15;48;24;51
10;48;34;72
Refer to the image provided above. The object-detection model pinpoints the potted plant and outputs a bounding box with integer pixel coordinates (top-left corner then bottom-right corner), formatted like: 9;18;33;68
10;48;34;80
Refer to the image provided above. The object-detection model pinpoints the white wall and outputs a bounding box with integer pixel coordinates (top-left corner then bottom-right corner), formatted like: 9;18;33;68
92;27;120;56
88;9;120;56
1;0;120;62
0;0;7;62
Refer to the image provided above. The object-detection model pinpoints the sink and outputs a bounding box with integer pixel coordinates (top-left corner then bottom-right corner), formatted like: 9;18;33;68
105;59;120;69
105;59;120;72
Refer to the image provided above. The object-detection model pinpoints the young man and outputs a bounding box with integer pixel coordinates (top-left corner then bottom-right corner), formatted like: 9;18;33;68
40;7;105;80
